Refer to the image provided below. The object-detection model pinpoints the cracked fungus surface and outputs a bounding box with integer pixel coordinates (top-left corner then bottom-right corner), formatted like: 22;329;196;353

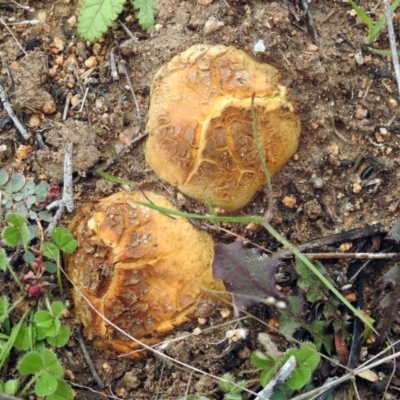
65;191;225;357
145;44;301;212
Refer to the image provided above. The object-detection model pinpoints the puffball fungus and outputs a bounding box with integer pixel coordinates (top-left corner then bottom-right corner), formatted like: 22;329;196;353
145;44;301;212
66;191;225;357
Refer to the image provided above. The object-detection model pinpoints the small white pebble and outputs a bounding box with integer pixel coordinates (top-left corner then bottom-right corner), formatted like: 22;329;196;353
254;40;266;52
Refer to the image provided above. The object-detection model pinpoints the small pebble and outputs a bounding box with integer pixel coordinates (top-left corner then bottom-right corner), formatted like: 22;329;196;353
203;17;224;34
254;40;266;52
307;44;319;52
339;242;352;252
42;100;57;115
197;0;212;4
354;105;368;119
85;56;98;68
92;43;102;56
16;145;34;160
282;195;297;209
312;176;324;189
67;15;77;28
76;42;88;60
352;181;362;193
29;114;41;127
388;97;398;109
354;52;364;65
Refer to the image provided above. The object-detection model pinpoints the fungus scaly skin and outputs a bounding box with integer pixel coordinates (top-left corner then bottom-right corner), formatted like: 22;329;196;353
145;44;301;212
66;191;225;358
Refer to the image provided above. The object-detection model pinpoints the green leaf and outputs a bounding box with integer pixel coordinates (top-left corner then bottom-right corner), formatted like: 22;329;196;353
286;365;311;390
42;349;64;378
51;227;77;254
96;169;137;185
35;181;50;202
2;226;21;247
36;370;58;396
43;261;57;273
219;373;235;393
0;297;9;321
50;301;65;318
35;311;60;337
3;379;19;395
224;394;242;400
4;213;31;248
0;168;9;186
78;0;126;42
18;351;43;374
132;0;155;29
43;242;60;262
251;350;276;369
260;367;278;387
23;250;36;264
22;180;36;197
38;210;54;222
47;325;71;348
47;379;74;400
14;326;34;350
0;249;10;272
34;310;53;328
5;173;25;194
295;342;320;370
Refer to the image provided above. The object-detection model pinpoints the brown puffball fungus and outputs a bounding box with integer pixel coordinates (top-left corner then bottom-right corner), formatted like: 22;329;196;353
65;191;225;357
145;44;301;212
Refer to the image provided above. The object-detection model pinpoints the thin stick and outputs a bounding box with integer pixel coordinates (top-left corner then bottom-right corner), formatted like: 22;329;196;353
0;84;30;140
0;17;27;56
383;0;400;98
119;21;139;43
120;59;143;131
295;252;398;260
300;0;319;46
76;330;105;389
45;142;74;234
0;52;15;96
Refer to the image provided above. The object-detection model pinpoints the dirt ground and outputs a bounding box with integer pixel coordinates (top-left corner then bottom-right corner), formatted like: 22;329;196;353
1;0;400;399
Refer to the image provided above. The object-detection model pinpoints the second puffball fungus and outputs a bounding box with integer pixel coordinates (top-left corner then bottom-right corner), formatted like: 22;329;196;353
145;44;301;212
65;191;225;357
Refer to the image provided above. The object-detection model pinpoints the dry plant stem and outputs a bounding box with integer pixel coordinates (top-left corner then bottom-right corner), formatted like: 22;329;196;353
273;223;383;259
63;268;262;399
76;330;105;389
0;84;30;140
0;18;27;56
383;0;400;98
46;142;74;234
110;49;118;81
255;356;296;400
120;58;143;131
300;0;319;46
302;252;398;260
292;347;400;400
67;381;123;400
0;393;22;400
119;21;139;43
0;52;15;95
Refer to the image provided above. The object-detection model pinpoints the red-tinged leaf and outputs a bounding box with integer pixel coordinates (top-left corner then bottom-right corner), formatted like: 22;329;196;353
213;242;281;308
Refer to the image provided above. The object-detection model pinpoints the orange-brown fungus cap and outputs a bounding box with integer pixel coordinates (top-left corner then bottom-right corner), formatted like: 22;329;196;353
66;191;225;357
145;44;301;212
